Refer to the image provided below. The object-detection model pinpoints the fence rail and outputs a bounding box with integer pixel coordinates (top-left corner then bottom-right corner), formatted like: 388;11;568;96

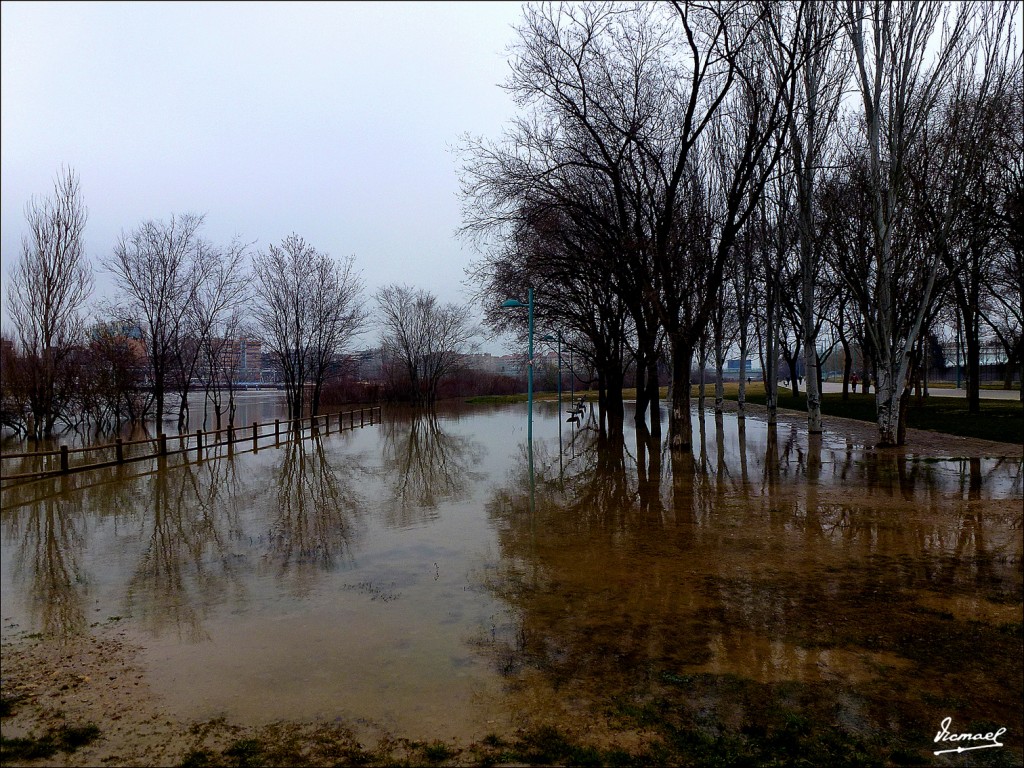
0;406;382;486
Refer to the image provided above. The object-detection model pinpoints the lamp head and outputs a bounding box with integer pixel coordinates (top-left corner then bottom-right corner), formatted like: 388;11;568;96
502;299;526;308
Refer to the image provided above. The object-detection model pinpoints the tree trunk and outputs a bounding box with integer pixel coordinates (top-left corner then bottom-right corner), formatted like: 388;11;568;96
805;334;822;433
634;357;648;426
670;336;694;452
605;364;626;440
647;359;661;436
714;334;726;414
896;385;911;446
737;333;748;420
874;363;902;446
964;312;981;414
839;335;852;400
154;376;165;431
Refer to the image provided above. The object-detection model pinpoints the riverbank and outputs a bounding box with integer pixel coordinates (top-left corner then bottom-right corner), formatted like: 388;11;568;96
1;625;652;766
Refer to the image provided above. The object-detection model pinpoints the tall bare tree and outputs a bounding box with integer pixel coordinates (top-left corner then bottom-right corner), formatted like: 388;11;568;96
307;253;367;415
923;4;1023;412
251;234;365;420
6;166;93;438
194;239;251;429
842;0;982;445
769;1;849;433
644;0;800;453
376;284;477;406
105;212;211;429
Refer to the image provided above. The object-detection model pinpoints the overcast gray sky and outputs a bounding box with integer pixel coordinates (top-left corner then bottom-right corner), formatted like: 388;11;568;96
1;0;524;351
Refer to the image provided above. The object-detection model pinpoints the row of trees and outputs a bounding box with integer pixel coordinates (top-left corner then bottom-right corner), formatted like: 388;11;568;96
2;172;480;439
460;0;1022;448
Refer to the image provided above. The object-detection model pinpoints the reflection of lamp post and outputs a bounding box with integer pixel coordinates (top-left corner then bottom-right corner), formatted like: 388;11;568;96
502;288;534;445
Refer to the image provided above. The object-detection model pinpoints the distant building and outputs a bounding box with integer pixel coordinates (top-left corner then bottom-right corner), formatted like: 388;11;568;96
462;352;521;375
211;337;263;383
90;320;147;361
725;358;762;378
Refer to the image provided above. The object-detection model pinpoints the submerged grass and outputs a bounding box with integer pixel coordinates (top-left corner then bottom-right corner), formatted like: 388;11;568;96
0;722;101;761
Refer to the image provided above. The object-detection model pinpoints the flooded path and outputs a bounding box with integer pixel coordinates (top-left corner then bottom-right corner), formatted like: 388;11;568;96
1;402;1021;764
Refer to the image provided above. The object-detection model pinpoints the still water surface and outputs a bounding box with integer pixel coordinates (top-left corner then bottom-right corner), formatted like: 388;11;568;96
1;401;1021;753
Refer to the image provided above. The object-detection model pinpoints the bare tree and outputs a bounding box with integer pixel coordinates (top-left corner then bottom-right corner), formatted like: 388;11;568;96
105;213;211;430
192;239;251;429
842;0;982;445
651;1;800;453
83;321;148;429
251;234;365;420
376;284;478;406
6;166;93;438
307;253;367;416
729;218;759;419
460;3;661;436
768;1;850;433
908;3;1021;414
981;26;1024;399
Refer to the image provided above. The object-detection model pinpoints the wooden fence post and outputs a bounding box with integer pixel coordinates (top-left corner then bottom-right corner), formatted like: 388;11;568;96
115;438;124;464
253;422;259;452
196;430;203;461
361;409;365;427
158;433;168;456
275;419;280;445
60;445;69;473
350;410;355;429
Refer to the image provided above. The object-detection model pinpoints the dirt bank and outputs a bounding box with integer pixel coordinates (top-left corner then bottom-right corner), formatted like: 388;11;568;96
0;626;450;766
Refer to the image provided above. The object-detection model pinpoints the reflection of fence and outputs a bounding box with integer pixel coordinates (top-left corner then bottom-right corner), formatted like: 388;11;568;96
0;407;382;487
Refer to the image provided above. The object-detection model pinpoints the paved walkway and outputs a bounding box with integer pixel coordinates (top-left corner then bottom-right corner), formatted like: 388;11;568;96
813;381;1021;401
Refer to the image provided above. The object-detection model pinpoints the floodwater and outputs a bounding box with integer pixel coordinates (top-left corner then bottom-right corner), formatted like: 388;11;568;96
1;401;1021;760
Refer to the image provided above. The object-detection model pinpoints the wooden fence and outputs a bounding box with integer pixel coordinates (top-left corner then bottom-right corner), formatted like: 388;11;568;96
0;406;382;487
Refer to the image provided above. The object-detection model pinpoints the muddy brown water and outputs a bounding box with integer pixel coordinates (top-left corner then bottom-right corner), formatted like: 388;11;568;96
1;401;1021;759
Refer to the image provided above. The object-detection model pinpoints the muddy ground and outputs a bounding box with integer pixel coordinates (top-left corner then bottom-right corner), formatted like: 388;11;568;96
2;408;1021;767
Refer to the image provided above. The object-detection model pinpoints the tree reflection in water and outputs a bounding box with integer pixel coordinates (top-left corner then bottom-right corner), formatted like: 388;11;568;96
258;433;362;596
2;433;371;645
480;409;1023;758
124;456;248;642
377;408;484;528
4;480;88;640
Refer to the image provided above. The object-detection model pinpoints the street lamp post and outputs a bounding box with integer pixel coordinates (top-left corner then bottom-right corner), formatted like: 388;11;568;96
502;287;534;445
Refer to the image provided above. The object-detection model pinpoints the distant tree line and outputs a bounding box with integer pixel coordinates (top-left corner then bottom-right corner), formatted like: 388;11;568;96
2;180;480;440
459;0;1022;448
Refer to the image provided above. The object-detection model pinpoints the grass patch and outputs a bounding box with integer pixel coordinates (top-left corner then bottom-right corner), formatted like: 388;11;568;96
223;738;265;766
0;723;100;761
0;695;24;718
735;388;1022;444
469;383;1022;443
421;740;458;762
464;394;531;404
